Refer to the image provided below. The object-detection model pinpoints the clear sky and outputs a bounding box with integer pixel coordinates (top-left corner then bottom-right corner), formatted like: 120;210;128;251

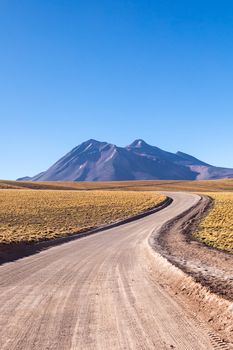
1;0;233;180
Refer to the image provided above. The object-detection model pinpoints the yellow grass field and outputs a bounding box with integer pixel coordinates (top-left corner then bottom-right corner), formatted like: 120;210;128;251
0;189;165;244
0;178;233;192
195;192;233;253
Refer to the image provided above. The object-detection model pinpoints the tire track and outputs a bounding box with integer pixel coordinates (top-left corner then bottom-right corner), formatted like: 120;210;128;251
0;192;224;349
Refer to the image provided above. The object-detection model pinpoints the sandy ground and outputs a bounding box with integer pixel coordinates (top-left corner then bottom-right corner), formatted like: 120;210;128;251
0;192;230;349
154;195;233;300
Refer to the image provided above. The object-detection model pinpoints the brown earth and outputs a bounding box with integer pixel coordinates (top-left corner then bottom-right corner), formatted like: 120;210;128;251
154;195;233;301
150;193;233;346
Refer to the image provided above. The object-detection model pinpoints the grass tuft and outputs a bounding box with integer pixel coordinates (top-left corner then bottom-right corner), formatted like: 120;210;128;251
0;189;165;244
195;192;233;253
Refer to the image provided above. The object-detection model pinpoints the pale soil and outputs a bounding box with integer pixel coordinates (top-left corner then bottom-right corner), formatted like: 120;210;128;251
0;192;217;350
0;192;232;349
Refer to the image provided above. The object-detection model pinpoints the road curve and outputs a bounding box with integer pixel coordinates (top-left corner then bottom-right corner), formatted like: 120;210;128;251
0;192;214;350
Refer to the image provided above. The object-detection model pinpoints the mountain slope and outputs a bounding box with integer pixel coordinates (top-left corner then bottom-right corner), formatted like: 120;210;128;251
20;139;233;181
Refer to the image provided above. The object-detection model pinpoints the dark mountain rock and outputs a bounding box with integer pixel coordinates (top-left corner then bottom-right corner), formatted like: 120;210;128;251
19;139;233;181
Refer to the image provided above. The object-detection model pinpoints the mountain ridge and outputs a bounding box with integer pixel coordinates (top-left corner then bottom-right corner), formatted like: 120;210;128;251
18;139;233;181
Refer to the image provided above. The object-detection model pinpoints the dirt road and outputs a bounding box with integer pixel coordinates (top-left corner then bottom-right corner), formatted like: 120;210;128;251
0;193;216;349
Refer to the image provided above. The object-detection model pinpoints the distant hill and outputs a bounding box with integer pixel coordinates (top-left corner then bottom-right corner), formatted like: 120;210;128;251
19;139;233;181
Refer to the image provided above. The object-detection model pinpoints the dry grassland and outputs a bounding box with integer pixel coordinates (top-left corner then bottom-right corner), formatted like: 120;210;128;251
1;179;233;192
195;192;233;253
0;189;165;244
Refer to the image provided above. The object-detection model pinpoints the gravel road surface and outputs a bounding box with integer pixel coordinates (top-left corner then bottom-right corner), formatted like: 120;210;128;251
0;192;215;349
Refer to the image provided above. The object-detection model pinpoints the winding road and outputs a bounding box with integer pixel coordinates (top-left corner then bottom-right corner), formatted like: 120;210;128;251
0;192;215;349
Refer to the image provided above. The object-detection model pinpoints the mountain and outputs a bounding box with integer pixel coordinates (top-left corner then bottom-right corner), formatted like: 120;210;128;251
19;139;233;182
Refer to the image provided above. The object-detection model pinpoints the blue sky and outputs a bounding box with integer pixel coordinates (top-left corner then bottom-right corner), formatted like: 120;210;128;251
1;0;233;180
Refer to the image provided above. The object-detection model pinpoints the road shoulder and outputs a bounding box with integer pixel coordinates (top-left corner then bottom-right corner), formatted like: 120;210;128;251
147;193;233;347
